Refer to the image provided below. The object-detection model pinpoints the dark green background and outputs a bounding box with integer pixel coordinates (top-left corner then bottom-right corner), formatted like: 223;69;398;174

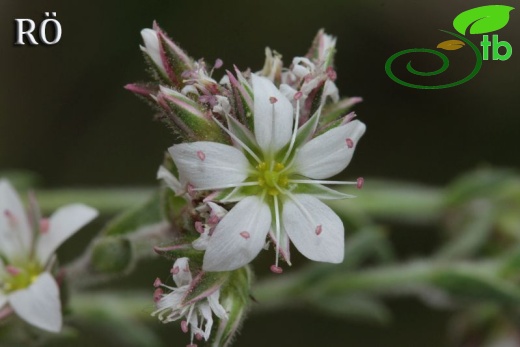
1;1;519;346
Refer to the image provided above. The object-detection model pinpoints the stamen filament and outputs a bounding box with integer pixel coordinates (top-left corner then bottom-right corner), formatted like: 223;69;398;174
211;116;262;163
191;181;259;191
285;191;317;228
273;195;281;268
288;179;358;185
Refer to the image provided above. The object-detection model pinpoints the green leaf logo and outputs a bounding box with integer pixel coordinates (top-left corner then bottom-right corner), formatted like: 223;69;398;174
453;5;514;35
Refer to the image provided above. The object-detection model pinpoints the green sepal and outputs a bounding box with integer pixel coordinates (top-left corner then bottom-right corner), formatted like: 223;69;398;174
292;182;356;200
320;96;362;126
142;51;171;86
224;114;262;160
182;271;231;306
210;266;252;347
227;69;254;130
161;89;225;142
154;237;204;263
155;22;195;88
275;107;321;163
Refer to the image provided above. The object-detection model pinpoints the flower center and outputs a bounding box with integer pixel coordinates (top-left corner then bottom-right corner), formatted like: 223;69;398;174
1;262;42;293
256;161;289;196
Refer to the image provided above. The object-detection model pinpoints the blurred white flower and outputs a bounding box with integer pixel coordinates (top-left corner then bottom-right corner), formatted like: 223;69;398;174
0;180;98;332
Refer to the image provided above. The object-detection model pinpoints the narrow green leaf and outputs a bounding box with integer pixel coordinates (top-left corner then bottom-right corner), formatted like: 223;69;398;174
102;192;162;236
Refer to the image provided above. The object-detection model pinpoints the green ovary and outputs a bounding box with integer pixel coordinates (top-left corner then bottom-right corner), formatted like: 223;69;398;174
2;262;42;293
256;161;289;196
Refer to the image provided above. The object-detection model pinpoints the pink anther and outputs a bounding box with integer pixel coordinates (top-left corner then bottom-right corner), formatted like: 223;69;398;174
171;266;180;275
357;177;364;190
153;288;163;303
153;277;162;288
346;138;354;148
269;97;278;104
197;151;206;161
240;231;250;239
40;218;50;233
181;320;189;333
270;265;283;274
315;225;323;236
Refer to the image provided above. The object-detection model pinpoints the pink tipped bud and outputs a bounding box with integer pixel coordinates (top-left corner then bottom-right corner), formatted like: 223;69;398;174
345;138;354;148
181;320;189;333
357;177;364;189
294;91;303;100
341;112;357;125
153;288;163;303
270;265;283;274
214;58;223;69
153;277;162;288
269;96;278;104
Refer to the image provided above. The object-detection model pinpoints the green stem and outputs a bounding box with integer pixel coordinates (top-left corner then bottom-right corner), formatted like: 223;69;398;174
32;188;153;215
330;180;445;224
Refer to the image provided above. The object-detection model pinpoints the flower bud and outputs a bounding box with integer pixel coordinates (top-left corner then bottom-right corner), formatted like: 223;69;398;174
140;22;195;87
91;237;133;274
209;266;251;347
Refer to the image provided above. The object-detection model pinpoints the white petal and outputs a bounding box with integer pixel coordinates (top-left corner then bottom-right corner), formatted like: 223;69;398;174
279;83;297;101
282;194;344;263
169;142;250;190
203;196;271;271
0;180;32;259
140;29;163;73
172;258;192;287
207;202;228;219
207;290;228;319
157;165;183;195
198;302;213;340
293;120;366;179
251;74;294;153
36;204;98;265
192;230;210;251
323;79;339;103
8;272;62;332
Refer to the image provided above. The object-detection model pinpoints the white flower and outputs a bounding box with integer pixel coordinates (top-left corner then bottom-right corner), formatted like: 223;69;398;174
0;180;98;332
169;74;365;272
152;257;228;344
